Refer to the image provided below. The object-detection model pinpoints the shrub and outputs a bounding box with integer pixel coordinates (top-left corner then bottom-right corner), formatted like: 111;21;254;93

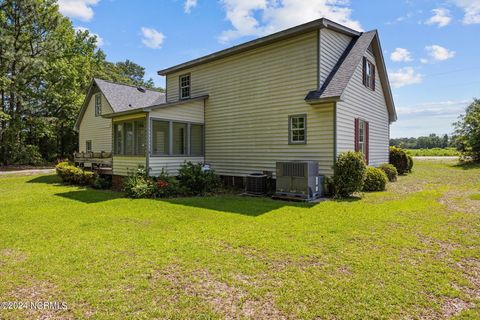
55;162;95;186
389;146;409;175
407;155;414;173
123;168;156;198
13;145;44;166
363;167;388;192
379;163;398;182
333;151;367;198
92;175;112;190
178;162;221;195
154;169;181;198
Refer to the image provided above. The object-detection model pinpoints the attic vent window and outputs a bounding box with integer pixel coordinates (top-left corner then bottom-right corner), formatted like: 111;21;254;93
95;93;102;116
137;87;146;93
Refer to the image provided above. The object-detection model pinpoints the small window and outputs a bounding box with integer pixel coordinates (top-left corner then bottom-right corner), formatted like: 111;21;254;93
179;74;190;99
289;115;306;144
86;140;92;152
363;57;375;90
95;93;102;116
355;118;369;164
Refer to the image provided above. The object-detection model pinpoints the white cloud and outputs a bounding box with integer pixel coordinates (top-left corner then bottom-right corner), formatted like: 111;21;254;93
452;0;480;24
425;8;452;27
141;27;165;49
184;0;198;13
58;0;99;21
425;45;456;61
390;48;413;62
218;0;362;43
74;26;103;46
389;67;423;88
420;58;429;64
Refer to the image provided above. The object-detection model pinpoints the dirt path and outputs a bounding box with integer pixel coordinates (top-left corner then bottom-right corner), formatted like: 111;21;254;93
0;169;55;176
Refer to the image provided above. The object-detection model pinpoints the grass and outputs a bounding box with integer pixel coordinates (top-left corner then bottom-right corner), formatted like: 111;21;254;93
0;160;479;319
405;147;461;157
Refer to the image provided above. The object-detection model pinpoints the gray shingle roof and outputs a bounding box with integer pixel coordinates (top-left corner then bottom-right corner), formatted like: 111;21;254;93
305;31;376;101
94;78;165;113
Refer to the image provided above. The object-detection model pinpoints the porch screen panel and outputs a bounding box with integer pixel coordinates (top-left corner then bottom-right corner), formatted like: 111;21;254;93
190;124;204;156
124;122;134;155
134;120;146;156
172;122;187;155
152;120;169;155
114;123;123;155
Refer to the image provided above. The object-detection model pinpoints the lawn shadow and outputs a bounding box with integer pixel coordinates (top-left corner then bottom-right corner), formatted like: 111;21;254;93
55;189;123;204
452;162;480;170
163;195;316;216
332;196;362;203
27;174;61;184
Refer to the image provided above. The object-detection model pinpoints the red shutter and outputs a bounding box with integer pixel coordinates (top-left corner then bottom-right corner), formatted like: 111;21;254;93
371;64;376;91
354;118;359;152
365;121;370;164
362;57;367;86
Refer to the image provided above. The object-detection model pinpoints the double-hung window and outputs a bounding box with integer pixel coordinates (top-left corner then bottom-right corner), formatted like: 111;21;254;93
95;93;102;116
289;114;307;144
151;119;204;156
362;57;375;90
355;118;369;164
179;74;191;99
86;140;92;153
113;119;146;156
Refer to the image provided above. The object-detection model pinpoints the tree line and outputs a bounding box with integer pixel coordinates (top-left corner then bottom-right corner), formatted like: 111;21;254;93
0;0;160;166
390;133;452;149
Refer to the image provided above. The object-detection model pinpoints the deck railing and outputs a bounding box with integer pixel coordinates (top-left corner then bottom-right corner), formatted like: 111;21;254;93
74;151;113;168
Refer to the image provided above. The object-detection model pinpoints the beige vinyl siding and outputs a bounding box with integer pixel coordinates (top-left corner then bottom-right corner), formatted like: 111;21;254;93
148;100;205;176
165;31;335;177
149;157;204;176
336;47;390;166
319;28;352;87
78;92;113;152
149;100;204;123
112;156;146;176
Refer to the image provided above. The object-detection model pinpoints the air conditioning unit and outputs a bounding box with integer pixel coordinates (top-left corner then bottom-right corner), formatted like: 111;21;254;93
275;161;323;201
245;173;267;195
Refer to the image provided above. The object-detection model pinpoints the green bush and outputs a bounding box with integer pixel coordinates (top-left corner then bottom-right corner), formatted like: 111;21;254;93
407;155;414;173
92;175;112;190
55;162;95;186
154;169;181;198
333;151;367;198
363;167;388;192
13;145;44;166
379;163;398;182
178;162;221;196
123;168;156;198
389;146;409;175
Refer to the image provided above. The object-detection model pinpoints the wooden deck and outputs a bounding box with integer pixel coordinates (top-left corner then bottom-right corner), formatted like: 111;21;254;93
74;152;113;174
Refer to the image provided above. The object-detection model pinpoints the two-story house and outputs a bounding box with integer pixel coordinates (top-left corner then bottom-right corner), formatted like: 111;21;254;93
74;18;396;185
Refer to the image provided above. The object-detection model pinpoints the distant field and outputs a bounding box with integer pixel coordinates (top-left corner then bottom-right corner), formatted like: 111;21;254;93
405;147;460;157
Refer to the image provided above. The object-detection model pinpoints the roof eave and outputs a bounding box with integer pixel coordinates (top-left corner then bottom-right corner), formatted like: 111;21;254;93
305;96;341;105
157;18;361;76
101;109;148;119
145;95;209;111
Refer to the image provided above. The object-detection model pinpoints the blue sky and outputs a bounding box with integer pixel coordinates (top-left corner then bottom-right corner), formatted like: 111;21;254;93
58;0;480;138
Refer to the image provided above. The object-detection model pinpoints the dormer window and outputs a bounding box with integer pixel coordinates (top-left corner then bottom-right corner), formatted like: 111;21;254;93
362;57;375;90
95;93;102;116
180;74;190;99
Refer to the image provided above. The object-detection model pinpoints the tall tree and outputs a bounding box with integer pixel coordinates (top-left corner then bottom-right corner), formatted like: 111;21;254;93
453;98;480;162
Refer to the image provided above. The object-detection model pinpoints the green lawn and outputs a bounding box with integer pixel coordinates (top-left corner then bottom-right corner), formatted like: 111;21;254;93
0;160;479;319
405;147;461;157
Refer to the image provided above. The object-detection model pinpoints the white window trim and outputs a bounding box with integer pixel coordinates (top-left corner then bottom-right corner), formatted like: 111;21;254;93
179;74;191;100
289;114;307;145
